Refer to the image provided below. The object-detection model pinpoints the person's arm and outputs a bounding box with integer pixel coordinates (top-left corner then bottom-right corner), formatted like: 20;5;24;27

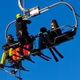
24;20;31;24
2;44;9;51
2;42;20;50
0;51;8;65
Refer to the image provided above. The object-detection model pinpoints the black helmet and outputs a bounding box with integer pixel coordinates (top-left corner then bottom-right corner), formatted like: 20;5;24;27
7;34;14;43
40;27;47;33
51;19;58;26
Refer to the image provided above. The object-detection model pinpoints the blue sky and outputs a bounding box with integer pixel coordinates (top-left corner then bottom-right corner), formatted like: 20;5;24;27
0;0;80;80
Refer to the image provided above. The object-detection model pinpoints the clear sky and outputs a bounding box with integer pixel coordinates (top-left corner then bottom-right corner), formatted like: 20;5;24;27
0;0;80;80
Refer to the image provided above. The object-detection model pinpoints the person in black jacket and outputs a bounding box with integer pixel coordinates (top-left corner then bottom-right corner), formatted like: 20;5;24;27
50;19;62;36
15;13;33;45
38;27;48;49
48;19;62;43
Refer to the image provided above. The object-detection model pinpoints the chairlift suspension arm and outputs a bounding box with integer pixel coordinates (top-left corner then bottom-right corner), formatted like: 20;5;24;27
18;1;78;28
18;0;26;12
5;1;78;42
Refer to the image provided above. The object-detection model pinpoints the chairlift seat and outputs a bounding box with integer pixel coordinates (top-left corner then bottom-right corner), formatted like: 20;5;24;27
38;26;76;50
52;27;76;45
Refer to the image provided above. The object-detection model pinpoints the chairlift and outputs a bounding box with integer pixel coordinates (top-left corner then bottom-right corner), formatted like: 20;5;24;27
1;1;79;80
4;1;78;62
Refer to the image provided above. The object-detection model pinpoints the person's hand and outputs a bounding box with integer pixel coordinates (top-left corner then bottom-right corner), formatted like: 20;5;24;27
0;64;4;69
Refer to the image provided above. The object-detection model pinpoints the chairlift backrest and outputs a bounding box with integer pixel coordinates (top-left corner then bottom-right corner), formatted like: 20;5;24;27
48;25;77;46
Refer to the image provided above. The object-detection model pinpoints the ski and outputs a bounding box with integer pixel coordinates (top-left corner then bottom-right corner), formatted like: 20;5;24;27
2;68;22;80
48;48;59;62
52;47;64;58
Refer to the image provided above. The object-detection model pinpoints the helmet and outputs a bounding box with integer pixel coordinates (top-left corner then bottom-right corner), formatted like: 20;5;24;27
7;34;14;42
40;27;47;33
51;19;59;29
16;13;22;19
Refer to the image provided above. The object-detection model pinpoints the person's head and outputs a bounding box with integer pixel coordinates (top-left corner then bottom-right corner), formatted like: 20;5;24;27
51;19;59;29
16;13;22;19
40;27;47;33
6;34;14;43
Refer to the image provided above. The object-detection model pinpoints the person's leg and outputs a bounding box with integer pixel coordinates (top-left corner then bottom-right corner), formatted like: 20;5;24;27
0;52;7;65
9;48;13;56
23;48;30;56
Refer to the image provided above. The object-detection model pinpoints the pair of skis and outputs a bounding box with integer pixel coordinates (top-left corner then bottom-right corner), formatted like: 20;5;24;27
48;47;63;62
1;62;29;80
32;49;51;61
44;33;64;62
2;68;22;80
31;47;63;62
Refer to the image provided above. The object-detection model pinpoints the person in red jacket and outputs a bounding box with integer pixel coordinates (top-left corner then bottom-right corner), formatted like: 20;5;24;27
0;34;31;68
